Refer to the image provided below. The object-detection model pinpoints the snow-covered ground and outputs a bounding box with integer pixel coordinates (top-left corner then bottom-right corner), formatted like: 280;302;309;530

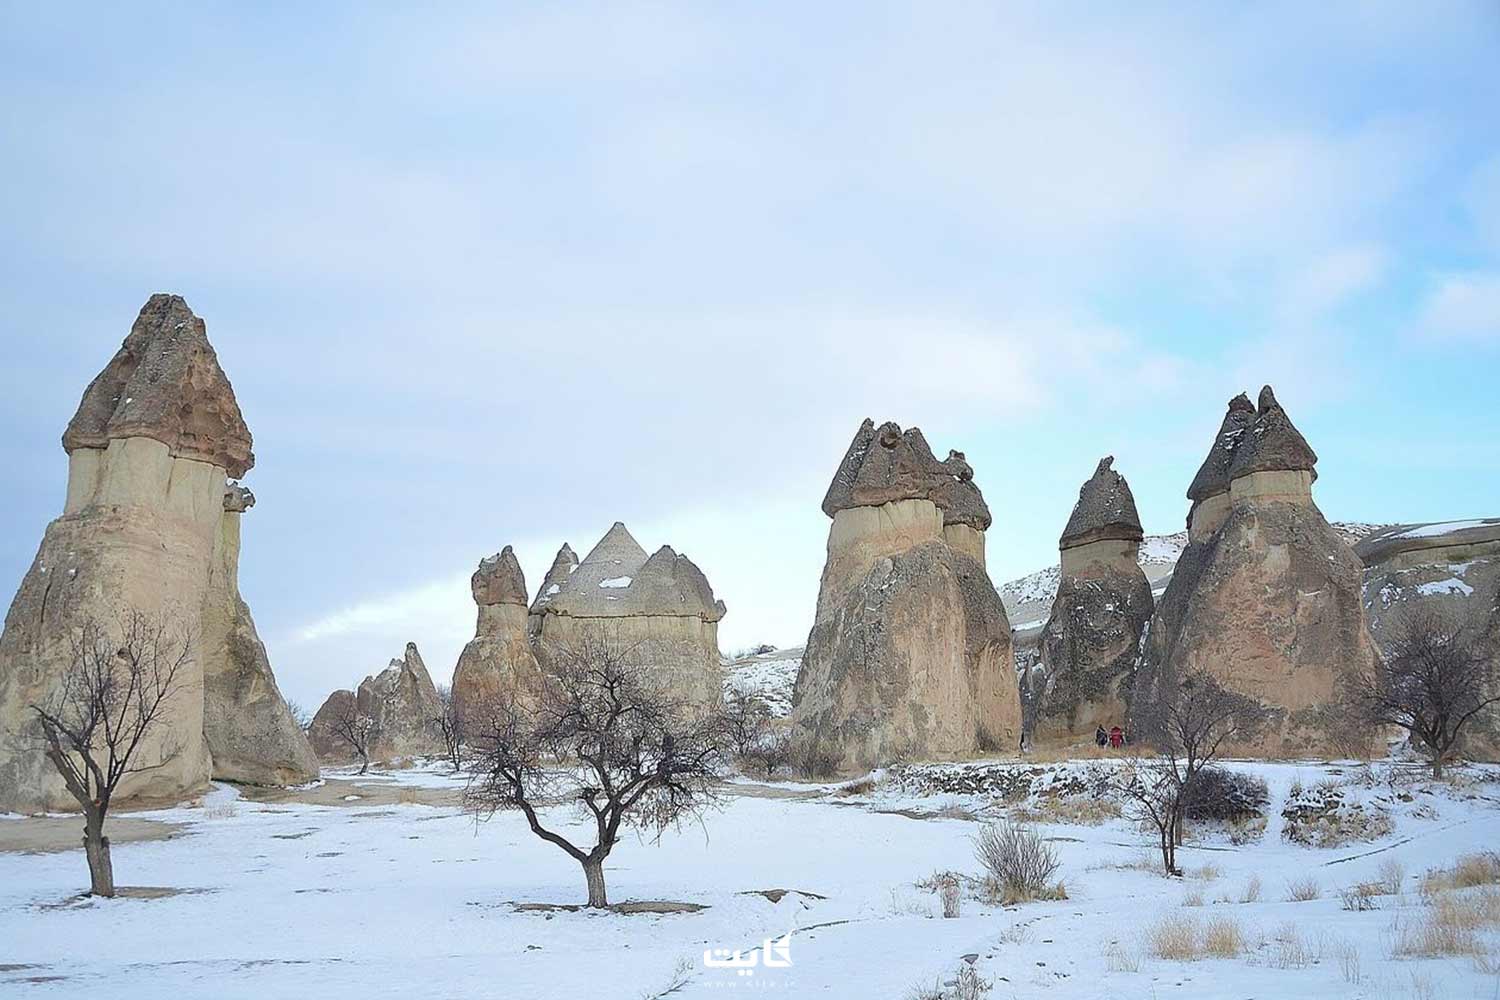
723;647;802;717
4;758;1499;998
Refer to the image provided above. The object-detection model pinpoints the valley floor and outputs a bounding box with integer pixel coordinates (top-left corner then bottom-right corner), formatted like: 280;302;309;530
2;758;1499;999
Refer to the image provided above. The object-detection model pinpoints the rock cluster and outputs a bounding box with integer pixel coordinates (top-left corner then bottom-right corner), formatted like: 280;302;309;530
451;547;543;723
530;524;727;710
1357;519;1500;760
308;642;444;762
1028;457;1154;745
0;295;317;812
791;418;1021;775
1135;387;1380;756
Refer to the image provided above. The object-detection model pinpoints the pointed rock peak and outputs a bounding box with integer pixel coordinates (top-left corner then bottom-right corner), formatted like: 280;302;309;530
1229;384;1319;482
63;293;255;478
473;546;528;607
1060;455;1144;550
821;419;879;516
1186;393;1259;501
531;542;582;610
582;521;648;566
634;545;725;621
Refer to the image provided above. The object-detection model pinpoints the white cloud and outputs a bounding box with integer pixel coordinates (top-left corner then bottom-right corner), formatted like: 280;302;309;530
1414;273;1500;345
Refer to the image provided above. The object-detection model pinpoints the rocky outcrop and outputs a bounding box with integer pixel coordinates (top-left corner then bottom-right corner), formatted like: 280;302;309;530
200;485;320;786
1358;520;1500;760
1135;387;1380;757
531;524;726;710
0;294;315;812
528;543;578;639
452;547;543;723
791;419;1020;775
308;643;443;763
1029;458;1153;745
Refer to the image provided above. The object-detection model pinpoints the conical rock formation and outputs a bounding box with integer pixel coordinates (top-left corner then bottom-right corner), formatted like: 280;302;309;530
1029;458;1153;744
308;643;443;763
452;547;543;723
791;418;1020;775
531;524;726;710
0;294;315;812
1135;387;1380;756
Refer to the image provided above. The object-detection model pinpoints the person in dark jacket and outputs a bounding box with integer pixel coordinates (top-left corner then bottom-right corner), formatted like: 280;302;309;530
1095;725;1108;747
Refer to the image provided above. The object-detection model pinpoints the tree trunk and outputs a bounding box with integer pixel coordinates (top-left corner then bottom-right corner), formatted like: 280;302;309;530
358;754;369;776
83;811;115;897
583;856;608;908
1432;755;1445;780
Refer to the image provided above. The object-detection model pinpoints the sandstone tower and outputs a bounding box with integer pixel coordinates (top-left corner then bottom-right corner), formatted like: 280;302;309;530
1028;457;1154;745
0;294;316;811
308;641;444;762
451;546;543;722
530;523;726;710
790;419;1021;774
1135;387;1380;756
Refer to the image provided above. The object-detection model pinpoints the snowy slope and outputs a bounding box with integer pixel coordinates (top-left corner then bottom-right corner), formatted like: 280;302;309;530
722;647;802;717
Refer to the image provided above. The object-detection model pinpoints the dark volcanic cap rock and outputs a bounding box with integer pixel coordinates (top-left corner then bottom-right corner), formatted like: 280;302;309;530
1060;456;1145;549
472;546;528;607
821;418;992;529
63;293;254;478
1227;385;1318;483
1186;393;1256;502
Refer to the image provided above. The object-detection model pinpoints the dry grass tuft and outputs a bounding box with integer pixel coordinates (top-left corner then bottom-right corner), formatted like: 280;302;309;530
1201;916;1244;957
1285;876;1322;902
1339;881;1383;911
1270;922;1314;969
1146;915;1200;961
1104;940;1139;972
1377;857;1407;895
1010;795;1121;827
1239;875;1262;904
1181;889;1203;908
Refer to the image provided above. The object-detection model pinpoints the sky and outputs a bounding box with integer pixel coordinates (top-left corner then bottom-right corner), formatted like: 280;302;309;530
2;3;1499;713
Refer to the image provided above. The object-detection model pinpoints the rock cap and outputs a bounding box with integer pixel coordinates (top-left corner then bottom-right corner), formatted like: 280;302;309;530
1060;456;1145;550
472;546;528;607
530;543;579;613
63;293;254;478
1227;385;1318;483
1186;393;1256;502
821;418;992;529
540;524;725;621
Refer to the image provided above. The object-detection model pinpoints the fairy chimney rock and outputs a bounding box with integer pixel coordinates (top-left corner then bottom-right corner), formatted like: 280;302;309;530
1226;385;1319;506
1185;393;1256;541
531;524;726;709
791;418;1020;774
453;547;544;722
1058;456;1145;577
0;294;315;812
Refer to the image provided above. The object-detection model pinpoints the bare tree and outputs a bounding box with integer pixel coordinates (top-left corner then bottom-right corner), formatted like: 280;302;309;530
285;699;313;733
744;727;793;779
26;611;191;897
720;688;772;759
1355;609;1499;778
465;635;725;908
1122;672;1268;876
433;684;464;771
328;701;378;775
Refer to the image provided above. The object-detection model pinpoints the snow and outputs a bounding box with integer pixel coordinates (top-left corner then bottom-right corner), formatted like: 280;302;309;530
544;584;560;596
1414;578;1475;597
723;652;801;717
3;759;1498;998
1396;519;1491;539
598;576;632;589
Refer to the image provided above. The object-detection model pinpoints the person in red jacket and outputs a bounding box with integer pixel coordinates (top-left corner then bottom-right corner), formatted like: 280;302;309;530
1109;725;1124;749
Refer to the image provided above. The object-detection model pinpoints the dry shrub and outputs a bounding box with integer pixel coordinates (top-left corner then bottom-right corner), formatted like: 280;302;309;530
1011;795;1120;827
835;777;876;797
1182;889;1204;908
1226;815;1267;845
1270;922;1313;969
1104;941;1139;972
973;820;1061;903
951;965;993;1000
1285;876;1321;902
1190;863;1222;882
1146;915;1200;961
1334;937;1361;984
1201;916;1244;957
1378;857;1407;895
1339;881;1383;911
1451;852;1500;889
204;803;238;820
1390;911;1482;957
1239;875;1262;903
940;878;961;919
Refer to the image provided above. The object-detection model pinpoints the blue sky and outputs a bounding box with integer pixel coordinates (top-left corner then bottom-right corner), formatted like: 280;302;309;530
3;3;1498;711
